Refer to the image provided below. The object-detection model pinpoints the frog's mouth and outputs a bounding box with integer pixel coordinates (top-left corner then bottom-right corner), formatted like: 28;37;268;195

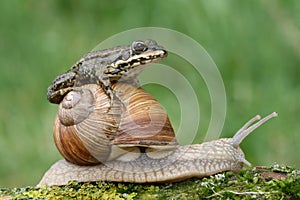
105;49;167;79
116;49;167;69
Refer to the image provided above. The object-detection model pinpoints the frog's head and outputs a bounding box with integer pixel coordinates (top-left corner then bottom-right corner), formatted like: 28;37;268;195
129;39;167;59
105;39;167;80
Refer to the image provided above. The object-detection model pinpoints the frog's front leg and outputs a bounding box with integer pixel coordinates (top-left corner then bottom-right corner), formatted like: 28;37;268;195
99;77;116;107
47;71;77;104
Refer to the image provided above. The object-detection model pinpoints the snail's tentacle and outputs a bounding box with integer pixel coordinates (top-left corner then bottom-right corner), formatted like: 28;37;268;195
231;112;278;148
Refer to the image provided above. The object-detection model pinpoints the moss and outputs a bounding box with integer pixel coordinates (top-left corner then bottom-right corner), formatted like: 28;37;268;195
1;164;300;200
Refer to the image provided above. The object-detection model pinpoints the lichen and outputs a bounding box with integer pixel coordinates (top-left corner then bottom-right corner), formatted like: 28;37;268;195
1;164;299;200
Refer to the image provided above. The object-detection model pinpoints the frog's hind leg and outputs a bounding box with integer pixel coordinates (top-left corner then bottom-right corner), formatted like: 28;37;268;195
47;87;74;104
47;71;77;104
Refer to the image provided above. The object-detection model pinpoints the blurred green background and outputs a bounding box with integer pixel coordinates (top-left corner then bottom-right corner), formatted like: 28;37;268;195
0;0;299;187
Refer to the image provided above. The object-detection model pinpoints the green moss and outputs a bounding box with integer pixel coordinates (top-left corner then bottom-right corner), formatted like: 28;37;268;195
1;165;300;200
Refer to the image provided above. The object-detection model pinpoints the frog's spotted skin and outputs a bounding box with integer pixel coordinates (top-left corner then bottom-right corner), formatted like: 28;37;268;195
47;39;167;104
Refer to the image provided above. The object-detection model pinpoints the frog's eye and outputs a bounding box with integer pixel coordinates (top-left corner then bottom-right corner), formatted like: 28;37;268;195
132;41;148;53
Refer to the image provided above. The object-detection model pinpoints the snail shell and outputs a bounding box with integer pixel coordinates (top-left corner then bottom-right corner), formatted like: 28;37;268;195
53;83;177;165
38;82;278;186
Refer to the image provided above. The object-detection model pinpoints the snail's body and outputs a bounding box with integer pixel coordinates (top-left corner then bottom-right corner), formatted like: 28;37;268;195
38;139;245;186
40;40;278;187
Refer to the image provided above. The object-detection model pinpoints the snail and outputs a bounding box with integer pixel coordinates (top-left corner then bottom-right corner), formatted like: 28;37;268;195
38;82;278;186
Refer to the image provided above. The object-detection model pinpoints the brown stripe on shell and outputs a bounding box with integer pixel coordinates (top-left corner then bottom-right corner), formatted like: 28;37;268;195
53;115;100;165
112;84;177;146
54;84;122;165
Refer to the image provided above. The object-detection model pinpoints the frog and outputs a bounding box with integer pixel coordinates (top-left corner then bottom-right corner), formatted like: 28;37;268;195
46;39;168;104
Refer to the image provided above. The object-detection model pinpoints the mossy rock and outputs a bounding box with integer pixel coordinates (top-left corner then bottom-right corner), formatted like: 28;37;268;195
1;165;299;200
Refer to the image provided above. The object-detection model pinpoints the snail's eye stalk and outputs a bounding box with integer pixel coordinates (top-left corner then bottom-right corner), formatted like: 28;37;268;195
232;112;278;148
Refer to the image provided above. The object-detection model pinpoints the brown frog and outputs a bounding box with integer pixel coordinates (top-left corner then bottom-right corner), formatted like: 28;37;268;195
47;39;167;104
